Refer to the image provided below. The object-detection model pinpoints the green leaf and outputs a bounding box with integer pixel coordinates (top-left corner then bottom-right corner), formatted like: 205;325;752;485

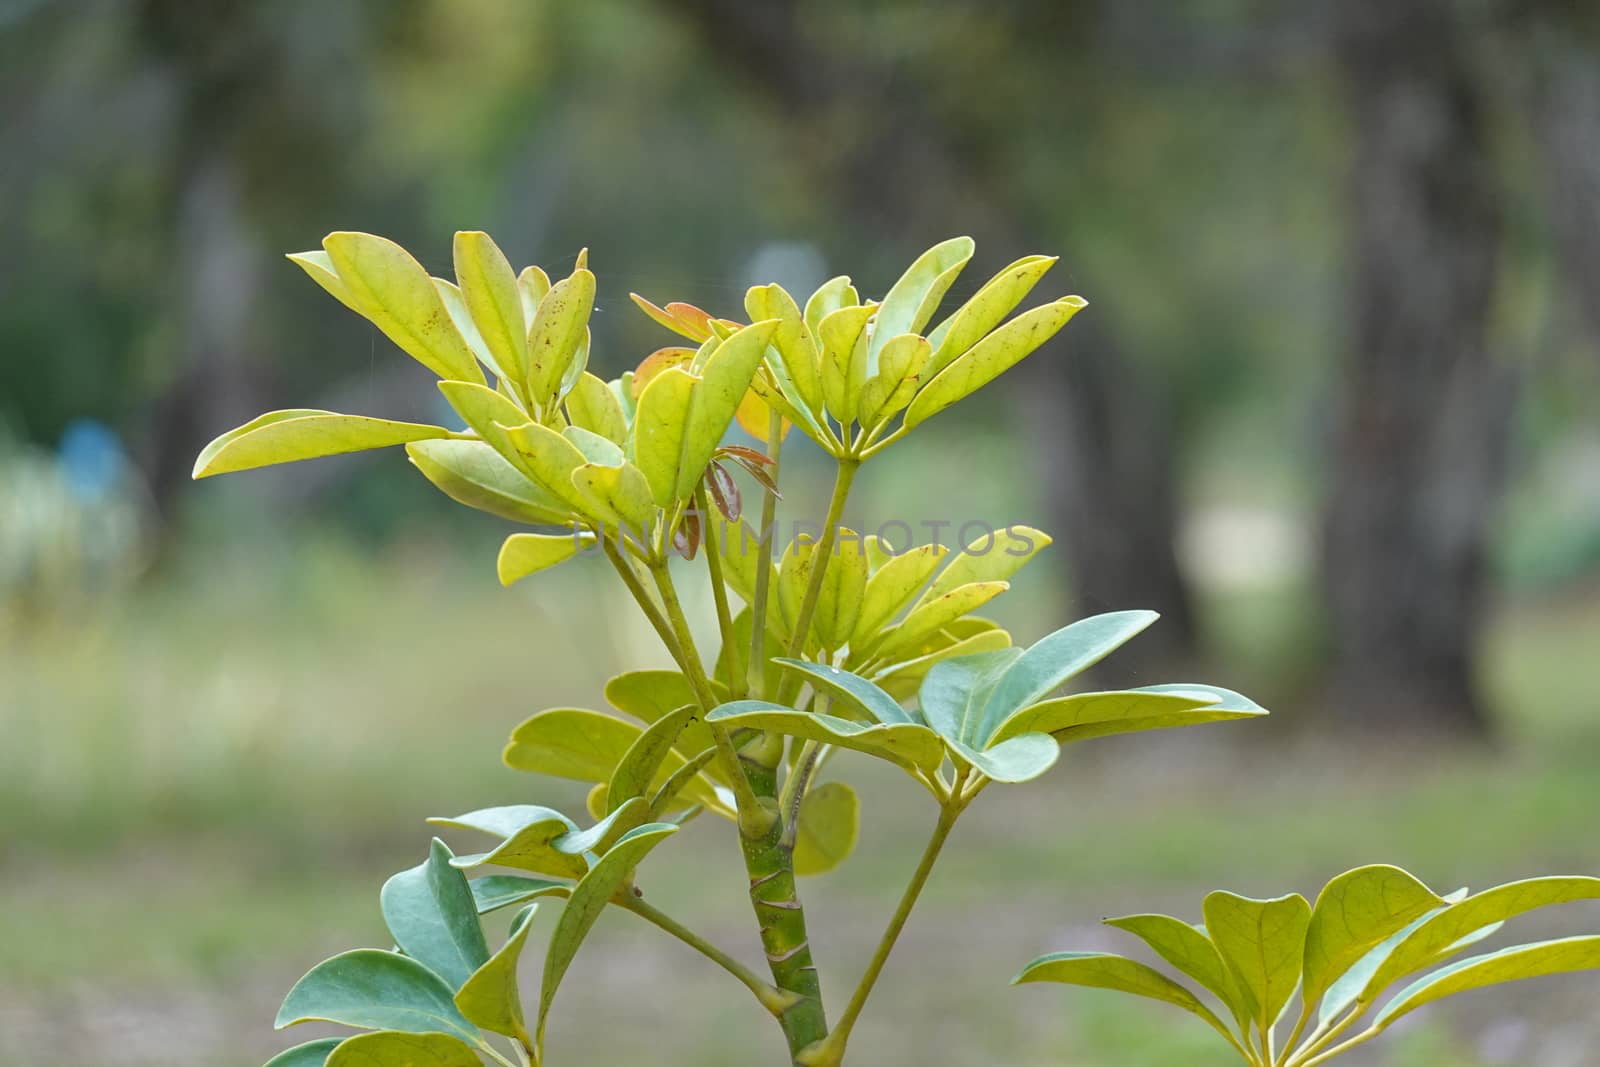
1104;914;1247;1030
551;796;652;857
629;366;696;508
917;525;1051;607
496;532;593;587
1301;865;1445;1012
1375;936;1600;1028
1013;952;1239;1046
430;805;586;881
437;381;528;442
904;295;1086;428
925;254;1057;375
1361;876;1600;1004
571;461;655;531
380;840;491;990
604;669;723;768
263;1038;342;1067
852;543;949;646
648;748;721;820
817;304;875;425
406;440;574;526
195;411;451;478
525;268;596;409
518;265;551;317
503;709;721;810
564;372;628;446
870;581;1010;662
793;781;859;876
774;658;913;725
322;232;483;384
707;700;945;778
988;685;1267;747
949;732;1058;783
455;904;539;1041
502;422;613;522
275;949;478;1043
872;623;1014;702
434;279;505;383
453;232;527;392
288;250;361;313
746;282;823;415
803;275;858;340
858;333;931;429
468;876;568;915
1202;891;1312;1030
811;530;869;649
675;319;778;499
538;825;678;1050
606;707;697;813
918;647;1023;748
325;1031;482;1067
869;237;974;372
978;611;1159;738
1317;889;1467;1027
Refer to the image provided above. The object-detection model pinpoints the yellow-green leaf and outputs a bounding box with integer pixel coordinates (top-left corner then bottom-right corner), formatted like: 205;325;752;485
793;781;859;876
502;422;609;521
803;275;858;340
1104;913;1248;1031
1013;952;1240;1049
925;254;1057;375
1374;936;1600;1028
517;265;551;320
429;805;585;881
454;231;528;390
746;282;823;414
630;366;695;508
526;268;596;410
851;543;948;646
496;532;593;587
287;250;360;314
812;529;869;650
565;372;628;446
1301;865;1445;1012
904;296;1087;428
438;381;528;442
868;236;973;371
194;410;450;478
503;709;720;810
674;319;778;499
857;333;930;429
707;700;945;779
869;580;1010;662
571;462;654;531
326;1031;481;1067
818;304;874;426
455;904;538;1043
1203;891;1312;1030
406;439;574;526
322;232;484;384
919;525;1051;607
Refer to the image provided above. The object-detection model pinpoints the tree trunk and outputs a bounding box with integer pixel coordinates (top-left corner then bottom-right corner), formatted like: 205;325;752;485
1320;0;1515;734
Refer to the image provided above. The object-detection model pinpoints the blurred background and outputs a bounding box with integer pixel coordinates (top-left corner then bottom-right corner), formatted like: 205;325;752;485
3;1;1599;1064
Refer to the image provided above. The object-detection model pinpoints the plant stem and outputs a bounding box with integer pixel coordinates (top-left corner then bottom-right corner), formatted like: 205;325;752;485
601;539;683;671
1293;1027;1382;1067
696;484;743;699
647;557;764;824
1284;1005;1363;1066
748;408;785;701
778;738;824;850
642;555;829;1060
800;800;963;1066
1276;1007;1312;1065
778;458;859;705
617;892;800;1018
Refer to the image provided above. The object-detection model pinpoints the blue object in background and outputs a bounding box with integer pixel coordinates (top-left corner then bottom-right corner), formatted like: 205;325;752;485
57;418;126;503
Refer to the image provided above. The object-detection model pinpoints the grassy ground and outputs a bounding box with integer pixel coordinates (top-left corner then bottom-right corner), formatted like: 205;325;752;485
2;532;1598;1067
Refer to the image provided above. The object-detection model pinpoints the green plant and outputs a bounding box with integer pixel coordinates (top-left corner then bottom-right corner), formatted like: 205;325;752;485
196;229;1268;1067
1015;865;1600;1066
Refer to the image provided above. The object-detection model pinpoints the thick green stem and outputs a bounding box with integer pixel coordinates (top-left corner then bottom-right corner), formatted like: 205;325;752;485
800;800;962;1066
778;459;859;705
640;555;828;1060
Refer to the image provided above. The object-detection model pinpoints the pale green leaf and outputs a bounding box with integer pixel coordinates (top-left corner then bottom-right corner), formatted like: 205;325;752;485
904;296;1086;428
869;236;973;372
430;805;585;881
564;372;628;446
454;905;538;1042
503;709;720;810
707;700;945;777
852;543;949;646
437;381;528;442
1301;865;1445;1012
793;781;859;876
949;732;1058;783
1013;952;1239;1046
925;254;1057;375
774;658;912;725
406;440;574;526
1104;914;1247;1029
275;950;478;1043
288;250;361;313
603;669;723;767
502;422;611;521
988;684;1267;747
673;319;778;499
803;275;858;341
380;840;490;990
525;268;596;409
517;265;551;319
322;232;483;384
978;610;1159;737
1202;891;1312;1030
811;530;869;649
818;304;874;425
918;647;1023;748
496;532;593;587
195;411;450;478
1318;890;1467;1027
454;232;527;389
1361;876;1600;1003
263;1038;341;1067
857;333;930;428
538;825;678;1049
872;623;1014;702
606;706;697;813
468;876;568;915
1375;936;1600;1028
433;279;504;382
746;282;823;414
571;462;655;531
918;525;1051;607
870;581;1010;663
629;366;695;508
326;1031;481;1067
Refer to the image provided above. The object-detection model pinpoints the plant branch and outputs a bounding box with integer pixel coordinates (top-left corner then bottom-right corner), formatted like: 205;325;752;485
1293;1026;1382;1067
602;537;685;673
778;738;824;849
800;797;964;1065
618;892;801;1018
748;407;785;701
696;484;743;699
778;458;859;704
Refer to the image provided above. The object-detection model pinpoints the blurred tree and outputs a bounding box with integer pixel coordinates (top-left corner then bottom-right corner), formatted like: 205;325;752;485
1320;0;1516;734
